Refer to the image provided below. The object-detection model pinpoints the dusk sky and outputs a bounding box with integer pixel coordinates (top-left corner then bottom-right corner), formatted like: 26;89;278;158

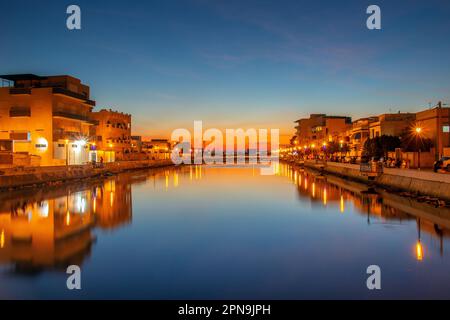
1;0;450;141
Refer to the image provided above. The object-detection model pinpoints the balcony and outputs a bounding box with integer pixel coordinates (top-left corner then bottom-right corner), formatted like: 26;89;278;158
53;111;96;124
9;88;31;95
52;87;96;106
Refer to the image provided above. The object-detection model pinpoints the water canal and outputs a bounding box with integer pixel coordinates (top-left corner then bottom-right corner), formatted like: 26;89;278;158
1;163;450;299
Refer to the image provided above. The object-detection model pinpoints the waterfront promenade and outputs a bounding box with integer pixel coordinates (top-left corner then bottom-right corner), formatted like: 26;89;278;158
298;160;450;201
0;159;173;189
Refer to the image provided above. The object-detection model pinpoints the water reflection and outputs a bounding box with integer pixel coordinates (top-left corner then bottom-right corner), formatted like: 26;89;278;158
0;166;198;274
277;162;450;261
0;164;450;282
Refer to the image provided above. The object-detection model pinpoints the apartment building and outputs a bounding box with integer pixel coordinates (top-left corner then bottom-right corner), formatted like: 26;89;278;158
294;114;352;147
90;109;132;162
0;74;96;166
369;112;416;139
415;105;450;159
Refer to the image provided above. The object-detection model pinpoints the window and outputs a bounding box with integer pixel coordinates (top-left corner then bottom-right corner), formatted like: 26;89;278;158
0;140;12;151
443;125;450;133
10;132;30;141
10;106;31;117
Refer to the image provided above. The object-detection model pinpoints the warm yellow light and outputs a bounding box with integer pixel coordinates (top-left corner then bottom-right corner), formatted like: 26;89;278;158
340;195;345;213
415;127;422;134
311;144;316;148
65;139;69;144
312;182;316;197
0;229;4;249
66;211;70;226
294;141;298;145
339;140;344;144
174;172;179;187
109;143;113;148
323;188;327;205
416;241;423;261
304;145;307;149
322;142;327;147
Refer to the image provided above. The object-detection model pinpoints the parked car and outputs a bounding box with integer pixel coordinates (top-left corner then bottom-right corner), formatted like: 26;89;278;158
433;156;450;172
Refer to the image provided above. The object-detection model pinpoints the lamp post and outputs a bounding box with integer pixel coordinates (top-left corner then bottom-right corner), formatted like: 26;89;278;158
415;127;422;170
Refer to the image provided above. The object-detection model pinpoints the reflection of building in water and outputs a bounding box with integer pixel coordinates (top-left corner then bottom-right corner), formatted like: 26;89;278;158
0;167;195;274
93;177;132;230
0;192;95;273
278;162;450;260
0;173;134;273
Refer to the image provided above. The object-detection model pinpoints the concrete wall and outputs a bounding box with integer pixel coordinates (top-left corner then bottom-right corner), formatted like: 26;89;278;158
0;159;173;189
300;160;450;201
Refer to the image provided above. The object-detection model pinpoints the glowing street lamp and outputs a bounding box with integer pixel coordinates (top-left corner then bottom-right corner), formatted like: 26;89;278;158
413;126;423;170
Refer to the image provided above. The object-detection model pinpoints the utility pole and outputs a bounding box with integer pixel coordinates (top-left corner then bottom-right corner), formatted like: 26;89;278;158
437;101;442;160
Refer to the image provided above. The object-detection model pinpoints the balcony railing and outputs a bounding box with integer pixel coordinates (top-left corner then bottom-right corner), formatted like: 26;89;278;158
9;88;31;95
53;111;95;123
52;87;96;106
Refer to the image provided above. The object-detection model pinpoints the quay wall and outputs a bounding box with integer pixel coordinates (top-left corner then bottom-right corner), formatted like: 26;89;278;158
298;160;450;201
0;159;173;189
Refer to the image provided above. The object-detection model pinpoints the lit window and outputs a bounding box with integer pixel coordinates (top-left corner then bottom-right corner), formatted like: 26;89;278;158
443;125;450;133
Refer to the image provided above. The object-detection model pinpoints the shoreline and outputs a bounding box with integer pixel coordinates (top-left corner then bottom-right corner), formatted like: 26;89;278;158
0;159;174;191
288;159;450;204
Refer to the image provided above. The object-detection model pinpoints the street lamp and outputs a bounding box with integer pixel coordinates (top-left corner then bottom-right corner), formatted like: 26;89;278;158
414;126;423;170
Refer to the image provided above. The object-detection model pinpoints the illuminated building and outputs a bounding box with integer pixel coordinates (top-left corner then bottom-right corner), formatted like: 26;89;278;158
415;105;450;160
90;109;132;163
0;74;96;166
369;113;416;139
294;114;351;150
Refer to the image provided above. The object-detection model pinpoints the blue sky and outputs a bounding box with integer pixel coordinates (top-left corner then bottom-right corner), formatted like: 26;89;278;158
1;0;450;139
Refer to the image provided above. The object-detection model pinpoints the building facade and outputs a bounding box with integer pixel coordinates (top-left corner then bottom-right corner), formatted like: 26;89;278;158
90;109;132;162
369;113;416;139
142;139;171;160
0;74;96;166
415;105;450;159
348;117;378;157
294;114;352;148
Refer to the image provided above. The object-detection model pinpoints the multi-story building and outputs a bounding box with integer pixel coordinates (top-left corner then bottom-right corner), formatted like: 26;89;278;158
131;135;142;153
415;104;450;159
142;139;171;160
369;112;416;139
90;109;132;162
294;114;352;148
0;74;96;166
348;117;378;157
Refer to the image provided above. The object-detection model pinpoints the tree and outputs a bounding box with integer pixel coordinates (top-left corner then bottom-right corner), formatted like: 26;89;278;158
327;141;350;155
363;135;401;160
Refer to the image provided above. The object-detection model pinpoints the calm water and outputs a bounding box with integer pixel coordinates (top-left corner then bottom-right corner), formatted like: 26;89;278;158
1;163;450;299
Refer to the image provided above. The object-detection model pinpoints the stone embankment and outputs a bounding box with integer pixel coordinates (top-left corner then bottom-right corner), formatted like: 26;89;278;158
295;160;450;202
0;159;173;190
